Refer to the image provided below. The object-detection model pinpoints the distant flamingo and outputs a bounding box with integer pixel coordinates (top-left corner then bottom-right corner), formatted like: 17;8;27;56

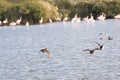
89;13;95;22
3;18;8;25
10;22;16;26
49;18;52;23
71;14;81;23
0;21;1;25
114;14;120;19
16;17;22;25
56;17;61;21
26;21;29;26
82;16;89;22
76;17;81;23
97;13;106;21
39;17;43;24
63;17;68;24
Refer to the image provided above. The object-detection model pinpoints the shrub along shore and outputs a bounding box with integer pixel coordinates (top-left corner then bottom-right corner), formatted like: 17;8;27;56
0;0;120;25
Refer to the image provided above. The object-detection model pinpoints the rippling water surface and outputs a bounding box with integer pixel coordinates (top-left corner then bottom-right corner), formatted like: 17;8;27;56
0;19;120;80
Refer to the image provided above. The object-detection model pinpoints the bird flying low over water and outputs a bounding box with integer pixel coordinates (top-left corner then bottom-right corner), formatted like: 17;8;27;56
39;48;51;58
95;42;104;50
82;48;100;54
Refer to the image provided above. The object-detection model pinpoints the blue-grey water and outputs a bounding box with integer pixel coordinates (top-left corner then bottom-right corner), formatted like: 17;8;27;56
0;19;120;80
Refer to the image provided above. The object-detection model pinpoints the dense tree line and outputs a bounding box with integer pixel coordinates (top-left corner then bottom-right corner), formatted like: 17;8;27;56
0;0;120;25
0;0;59;24
54;0;120;19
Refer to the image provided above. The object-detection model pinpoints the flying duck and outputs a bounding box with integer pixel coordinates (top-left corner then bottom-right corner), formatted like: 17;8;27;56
39;48;51;58
82;48;99;54
95;42;104;50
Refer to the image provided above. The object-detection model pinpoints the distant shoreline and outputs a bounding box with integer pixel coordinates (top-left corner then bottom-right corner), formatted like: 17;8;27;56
0;18;120;27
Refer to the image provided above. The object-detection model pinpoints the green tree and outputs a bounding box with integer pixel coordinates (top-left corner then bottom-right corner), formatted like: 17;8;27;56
106;1;120;18
92;1;107;18
0;0;12;19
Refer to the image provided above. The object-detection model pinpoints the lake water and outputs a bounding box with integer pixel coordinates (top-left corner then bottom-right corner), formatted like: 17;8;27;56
0;19;120;80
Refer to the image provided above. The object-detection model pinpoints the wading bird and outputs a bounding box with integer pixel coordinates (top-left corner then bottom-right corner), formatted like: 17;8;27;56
26;21;29;26
3;18;8;25
39;17;43;24
16;17;22;25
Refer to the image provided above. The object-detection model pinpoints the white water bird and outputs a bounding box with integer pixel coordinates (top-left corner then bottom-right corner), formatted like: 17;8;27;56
97;13;106;21
16;17;22;25
3;18;8;25
89;13;95;22
26;21;29;26
39;17;43;24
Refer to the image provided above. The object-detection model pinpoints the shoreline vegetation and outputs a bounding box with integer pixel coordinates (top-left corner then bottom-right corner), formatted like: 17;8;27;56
0;0;120;26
